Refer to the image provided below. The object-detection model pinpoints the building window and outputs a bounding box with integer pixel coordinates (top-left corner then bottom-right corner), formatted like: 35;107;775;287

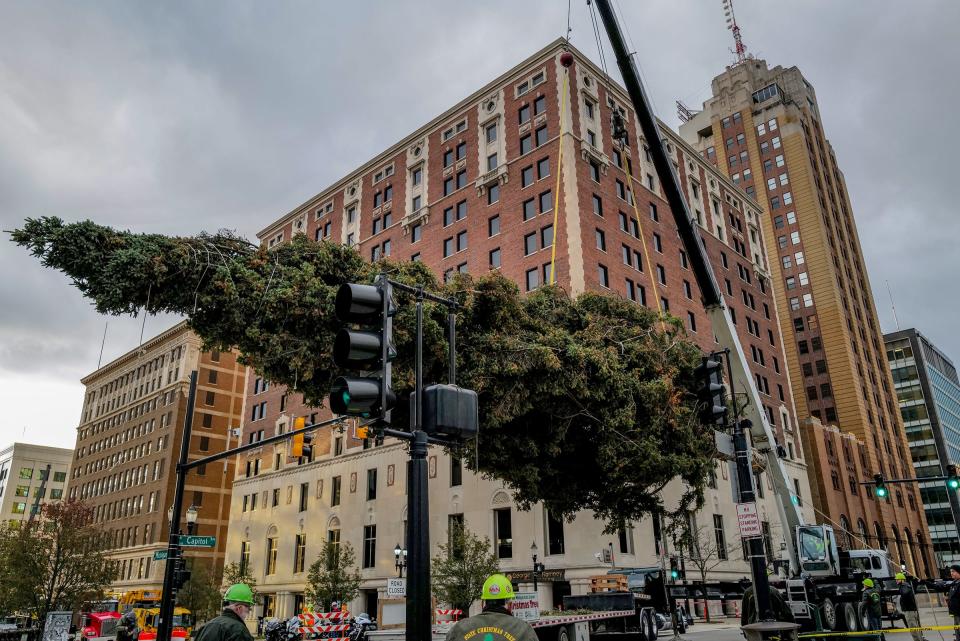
486;123;498;143
598;264;609;288
520;134;532;155
523;198;536;221
494;508;513;558
488;183;500;204
265;537;278;575
596;228;606;251
518;104;530;125
592;195;603;216
539;190;553;214
331;476;341;506
367;468;378;501
535;126;548;147
294;534;306;573
451;457;462;487
299;482;309;512
546;511;565;555
363;524;377;569
487;153;498;172
713;514;728;560
534;95;546;115
524;232;537;256
522;165;534;187
525;268;539;292
537;157;550;178
412;166;422;186
489;248;501;269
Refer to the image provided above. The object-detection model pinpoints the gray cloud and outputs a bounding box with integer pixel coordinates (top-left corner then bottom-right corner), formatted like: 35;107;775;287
1;0;957;447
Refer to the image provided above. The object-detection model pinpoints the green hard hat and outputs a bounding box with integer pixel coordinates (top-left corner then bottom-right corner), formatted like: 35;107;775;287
895;572;907;581
224;583;255;605
481;574;515;601
862;578;874;588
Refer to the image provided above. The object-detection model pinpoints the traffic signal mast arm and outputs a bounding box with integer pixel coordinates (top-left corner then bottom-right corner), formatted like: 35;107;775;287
592;0;805;574
178;415;345;473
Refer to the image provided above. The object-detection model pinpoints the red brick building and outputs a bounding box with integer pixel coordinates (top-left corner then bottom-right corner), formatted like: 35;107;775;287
225;40;819;617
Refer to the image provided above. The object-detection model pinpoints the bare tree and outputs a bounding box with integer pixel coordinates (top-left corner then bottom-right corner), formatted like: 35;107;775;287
679;524;741;622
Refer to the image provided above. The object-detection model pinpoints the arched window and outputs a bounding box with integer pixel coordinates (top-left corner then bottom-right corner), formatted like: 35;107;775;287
857;519;868;546
893;526;905;567
839;515;852;549
874;522;886;548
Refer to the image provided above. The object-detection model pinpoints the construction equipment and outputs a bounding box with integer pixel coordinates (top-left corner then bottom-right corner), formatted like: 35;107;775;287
591;0;900;634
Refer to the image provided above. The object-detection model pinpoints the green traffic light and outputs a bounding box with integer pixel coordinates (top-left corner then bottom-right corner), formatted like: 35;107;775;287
876;487;888;498
670;570;679;579
948;478;960;490
341;391;351;406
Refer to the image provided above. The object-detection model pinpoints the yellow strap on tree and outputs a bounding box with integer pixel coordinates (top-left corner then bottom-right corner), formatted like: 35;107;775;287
548;68;569;285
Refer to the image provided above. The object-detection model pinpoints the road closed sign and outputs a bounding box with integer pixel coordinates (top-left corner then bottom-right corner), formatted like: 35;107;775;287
737;502;762;538
387;577;406;598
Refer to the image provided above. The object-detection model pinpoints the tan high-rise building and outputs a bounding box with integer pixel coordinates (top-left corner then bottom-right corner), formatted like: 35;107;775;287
681;59;931;575
0;442;73;521
69;321;246;593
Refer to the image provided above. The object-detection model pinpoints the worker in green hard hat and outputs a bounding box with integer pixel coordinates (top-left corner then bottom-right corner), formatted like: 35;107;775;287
895;572;922;641
445;574;537;641
861;578;884;639
194;583;255;641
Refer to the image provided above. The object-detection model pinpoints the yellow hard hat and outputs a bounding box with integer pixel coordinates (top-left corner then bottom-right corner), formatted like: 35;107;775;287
895;572;907;581
481;574;515;601
862;578;874;588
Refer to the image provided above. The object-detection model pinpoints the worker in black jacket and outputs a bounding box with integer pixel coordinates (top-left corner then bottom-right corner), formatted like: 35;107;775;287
895;573;922;641
195;584;255;641
949;565;960;641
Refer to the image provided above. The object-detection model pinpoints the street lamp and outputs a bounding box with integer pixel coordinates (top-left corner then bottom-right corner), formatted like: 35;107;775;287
185;506;199;536
530;541;544;592
394;544;407;578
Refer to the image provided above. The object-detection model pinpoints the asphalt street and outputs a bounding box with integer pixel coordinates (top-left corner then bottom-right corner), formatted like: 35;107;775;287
674;607;958;641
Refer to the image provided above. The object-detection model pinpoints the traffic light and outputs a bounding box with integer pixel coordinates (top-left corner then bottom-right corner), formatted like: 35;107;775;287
330;275;396;420
290;417;313;459
873;473;888;499
669;556;680;580
421;384;479;440
694;356;728;426
356;425;371;440
947;464;960;491
172;556;191;590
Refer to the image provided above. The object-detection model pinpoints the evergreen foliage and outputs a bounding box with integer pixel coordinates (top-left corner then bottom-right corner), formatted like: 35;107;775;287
12;217;716;526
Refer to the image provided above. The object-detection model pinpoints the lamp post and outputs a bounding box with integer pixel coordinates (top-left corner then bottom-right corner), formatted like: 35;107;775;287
185;505;199;536
394;544;407;578
530;542;544;592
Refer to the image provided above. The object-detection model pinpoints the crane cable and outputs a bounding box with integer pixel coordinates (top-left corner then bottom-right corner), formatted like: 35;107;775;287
548;66;570;285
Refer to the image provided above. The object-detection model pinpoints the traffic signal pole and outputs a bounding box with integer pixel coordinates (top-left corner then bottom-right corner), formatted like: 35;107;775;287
158;370;197;641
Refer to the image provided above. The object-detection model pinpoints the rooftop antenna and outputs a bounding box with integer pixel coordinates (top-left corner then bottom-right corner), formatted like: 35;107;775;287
886;280;901;331
722;0;749;65
676;100;698;123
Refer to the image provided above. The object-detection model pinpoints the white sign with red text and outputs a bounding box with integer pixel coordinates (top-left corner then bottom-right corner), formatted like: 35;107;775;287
737;502;762;538
510;593;540;622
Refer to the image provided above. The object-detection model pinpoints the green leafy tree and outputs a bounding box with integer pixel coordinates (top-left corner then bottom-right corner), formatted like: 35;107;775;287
12;219;715;526
177;560;222;624
304;542;361;612
431;521;500;614
221;561;259;604
0;500;114;629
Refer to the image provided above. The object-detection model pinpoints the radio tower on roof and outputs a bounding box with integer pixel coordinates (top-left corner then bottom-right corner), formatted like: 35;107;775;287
722;0;749;65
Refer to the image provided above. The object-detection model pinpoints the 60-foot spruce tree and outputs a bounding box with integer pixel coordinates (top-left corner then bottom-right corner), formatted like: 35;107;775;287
12;217;716;528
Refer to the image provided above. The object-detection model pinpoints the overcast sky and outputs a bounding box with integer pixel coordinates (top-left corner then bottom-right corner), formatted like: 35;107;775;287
1;1;957;451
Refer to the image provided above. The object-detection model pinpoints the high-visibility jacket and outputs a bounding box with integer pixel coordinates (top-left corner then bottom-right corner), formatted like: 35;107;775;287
445;606;538;641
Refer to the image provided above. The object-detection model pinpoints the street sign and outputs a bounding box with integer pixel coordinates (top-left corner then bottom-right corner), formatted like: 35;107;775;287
736;502;762;538
153;550;169;560
386;577;406;598
509;593;540;623
179;535;217;547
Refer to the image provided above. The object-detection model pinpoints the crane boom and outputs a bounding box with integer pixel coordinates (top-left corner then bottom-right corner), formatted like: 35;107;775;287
590;0;805;575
